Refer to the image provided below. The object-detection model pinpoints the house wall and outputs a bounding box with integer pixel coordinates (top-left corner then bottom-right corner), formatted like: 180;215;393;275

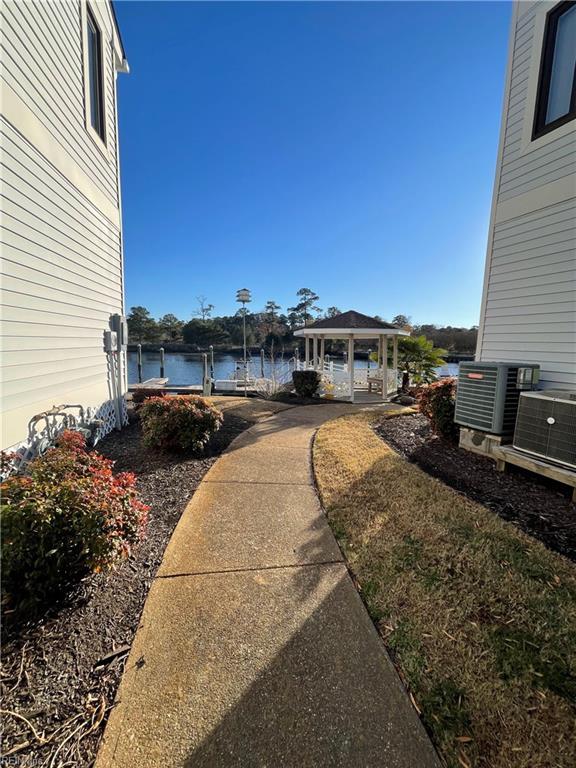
0;0;128;450
476;0;576;390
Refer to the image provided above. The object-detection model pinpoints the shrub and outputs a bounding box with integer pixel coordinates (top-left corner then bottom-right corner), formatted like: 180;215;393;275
132;387;167;406
1;431;148;613
292;370;321;398
0;450;19;480
139;395;222;453
418;378;459;442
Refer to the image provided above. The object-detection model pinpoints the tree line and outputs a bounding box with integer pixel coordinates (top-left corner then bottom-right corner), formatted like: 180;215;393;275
126;291;477;355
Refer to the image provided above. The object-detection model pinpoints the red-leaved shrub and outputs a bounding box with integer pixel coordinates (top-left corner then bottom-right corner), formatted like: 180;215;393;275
1;430;148;613
139;395;223;453
418;378;459;442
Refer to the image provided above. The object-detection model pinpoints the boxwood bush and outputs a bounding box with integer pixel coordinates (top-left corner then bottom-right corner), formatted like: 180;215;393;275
139;395;223;453
292;370;321;398
1;430;148;613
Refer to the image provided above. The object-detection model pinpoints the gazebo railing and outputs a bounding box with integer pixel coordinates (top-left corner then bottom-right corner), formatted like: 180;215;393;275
294;358;398;400
294;359;348;373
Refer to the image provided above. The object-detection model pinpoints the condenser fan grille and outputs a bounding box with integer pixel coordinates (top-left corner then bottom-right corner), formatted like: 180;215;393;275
454;365;498;432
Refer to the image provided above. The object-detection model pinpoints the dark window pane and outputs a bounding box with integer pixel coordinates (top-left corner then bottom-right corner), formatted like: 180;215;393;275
534;1;576;138
87;11;105;140
546;4;576;123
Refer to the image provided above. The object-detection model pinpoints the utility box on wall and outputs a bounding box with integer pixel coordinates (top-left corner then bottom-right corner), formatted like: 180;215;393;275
455;362;540;437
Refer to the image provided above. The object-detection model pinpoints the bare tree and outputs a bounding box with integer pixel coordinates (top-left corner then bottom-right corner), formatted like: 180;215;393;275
193;296;215;321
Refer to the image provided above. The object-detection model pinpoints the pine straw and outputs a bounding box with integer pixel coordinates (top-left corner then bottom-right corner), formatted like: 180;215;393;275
313;412;576;768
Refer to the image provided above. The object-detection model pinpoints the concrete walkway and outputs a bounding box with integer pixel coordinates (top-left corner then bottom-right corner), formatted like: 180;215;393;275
97;405;440;768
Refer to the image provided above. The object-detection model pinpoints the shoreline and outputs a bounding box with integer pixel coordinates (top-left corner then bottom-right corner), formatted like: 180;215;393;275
127;344;473;363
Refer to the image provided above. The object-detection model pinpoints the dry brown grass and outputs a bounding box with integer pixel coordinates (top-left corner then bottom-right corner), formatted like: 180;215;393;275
314;412;576;768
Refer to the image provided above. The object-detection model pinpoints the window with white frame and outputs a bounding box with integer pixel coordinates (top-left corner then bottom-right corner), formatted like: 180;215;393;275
533;1;576;139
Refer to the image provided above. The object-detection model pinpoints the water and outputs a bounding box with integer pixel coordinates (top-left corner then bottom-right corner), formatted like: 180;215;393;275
127;351;459;385
128;351;285;384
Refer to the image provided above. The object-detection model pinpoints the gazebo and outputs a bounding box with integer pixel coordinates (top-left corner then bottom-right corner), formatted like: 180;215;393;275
293;310;409;403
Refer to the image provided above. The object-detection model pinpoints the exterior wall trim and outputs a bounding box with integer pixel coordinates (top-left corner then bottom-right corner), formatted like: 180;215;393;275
1;83;120;227
495;174;576;223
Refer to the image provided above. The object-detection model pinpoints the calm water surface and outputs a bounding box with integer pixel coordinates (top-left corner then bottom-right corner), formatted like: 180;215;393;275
127;351;459;385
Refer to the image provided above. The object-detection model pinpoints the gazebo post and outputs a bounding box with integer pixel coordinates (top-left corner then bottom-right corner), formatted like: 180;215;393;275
348;334;355;403
312;335;318;371
392;335;399;391
305;335;310;368
320;335;325;370
382;335;389;401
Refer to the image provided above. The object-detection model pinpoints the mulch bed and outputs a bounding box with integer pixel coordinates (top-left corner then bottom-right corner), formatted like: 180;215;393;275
374;412;576;562
0;409;252;767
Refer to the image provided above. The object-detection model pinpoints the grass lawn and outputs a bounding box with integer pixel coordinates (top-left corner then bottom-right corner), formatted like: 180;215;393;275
313;411;576;768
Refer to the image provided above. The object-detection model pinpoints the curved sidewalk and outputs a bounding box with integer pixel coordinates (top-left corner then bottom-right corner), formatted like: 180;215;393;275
97;405;440;768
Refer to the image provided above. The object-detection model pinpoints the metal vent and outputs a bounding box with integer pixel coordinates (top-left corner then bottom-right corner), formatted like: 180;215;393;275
455;362;540;436
514;391;576;469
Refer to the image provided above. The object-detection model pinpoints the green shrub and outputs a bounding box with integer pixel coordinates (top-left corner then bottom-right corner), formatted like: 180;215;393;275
139;395;222;453
132;387;167;406
418;378;459;442
1;431;148;614
292;370;321;398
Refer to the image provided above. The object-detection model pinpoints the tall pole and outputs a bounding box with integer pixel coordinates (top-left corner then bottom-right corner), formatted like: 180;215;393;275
137;343;142;383
243;308;247;369
209;345;214;394
236;288;252;398
202;353;211;396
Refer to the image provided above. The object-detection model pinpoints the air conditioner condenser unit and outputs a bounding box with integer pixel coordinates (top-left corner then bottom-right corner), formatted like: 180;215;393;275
513;390;576;470
454;362;540;436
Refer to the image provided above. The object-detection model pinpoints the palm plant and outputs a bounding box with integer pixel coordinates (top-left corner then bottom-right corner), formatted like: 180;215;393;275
394;335;447;391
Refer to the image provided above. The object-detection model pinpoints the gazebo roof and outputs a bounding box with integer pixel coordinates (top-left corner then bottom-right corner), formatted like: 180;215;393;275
294;310;409;338
307;310;399;330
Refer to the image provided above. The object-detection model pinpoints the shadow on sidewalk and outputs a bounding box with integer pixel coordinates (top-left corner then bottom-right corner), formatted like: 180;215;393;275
181;565;436;768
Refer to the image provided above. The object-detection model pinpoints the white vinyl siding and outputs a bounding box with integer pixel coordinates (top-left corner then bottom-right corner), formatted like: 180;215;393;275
477;1;576;392
498;4;576;201
0;0;125;449
1;0;118;203
480;198;576;389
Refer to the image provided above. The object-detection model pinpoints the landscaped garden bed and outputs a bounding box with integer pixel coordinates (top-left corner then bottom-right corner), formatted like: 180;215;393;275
374;411;575;562
0;398;287;767
313;411;576;768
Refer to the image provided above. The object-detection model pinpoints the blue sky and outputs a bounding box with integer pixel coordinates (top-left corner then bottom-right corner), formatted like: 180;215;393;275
115;0;511;327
